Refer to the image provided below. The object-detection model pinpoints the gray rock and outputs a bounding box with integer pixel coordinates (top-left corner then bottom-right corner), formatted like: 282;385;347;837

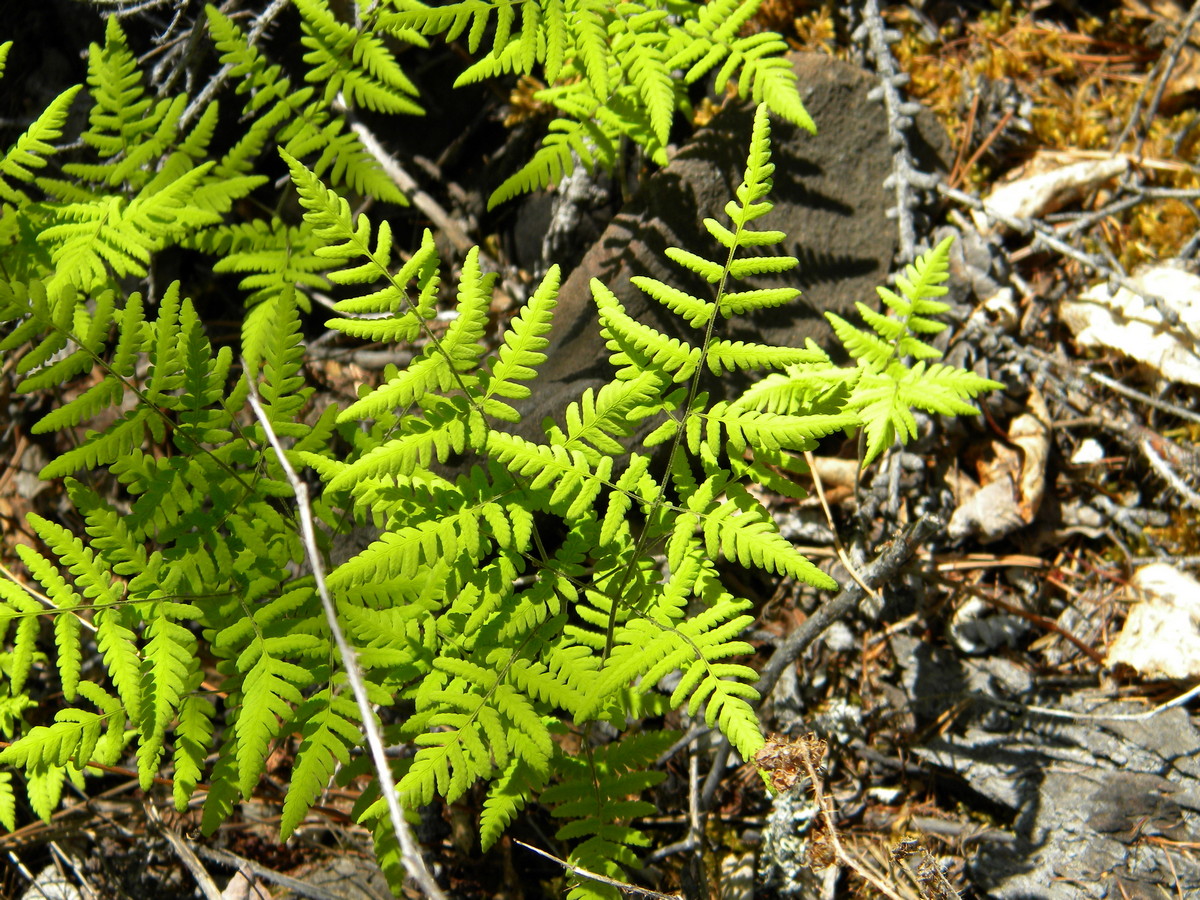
889;634;1200;897
914;691;1200;897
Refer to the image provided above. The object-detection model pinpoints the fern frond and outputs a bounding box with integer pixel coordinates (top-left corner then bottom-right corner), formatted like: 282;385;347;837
94;603;142;723
488;117;607;210
546;371;664;457
0;684;126;823
327;498;494;586
0;771;15;831
398;673;518;807
822;236;1003;464
629;275;714;328
22;513;123;610
10;545;82;702
281;688;364;840
668;1;815;134
690;401;855;457
485;431;614;521
173;675;215;811
336;299;483;422
235;650;310;798
285;150;434;341
595;552;766;758
541;731;675;899
478;266;559;422
594;280;701;382
389;2;812;206
0;84;82;204
0;686;124;792
686;478;837;589
137;600;199;789
206;6;408;205
326;407;472;491
343;602;439;678
0;580;43;698
610;14;674;146
481;756;548;851
200;732;243;835
248;285;310;438
449;1;542;84
847;361;1002;466
40;163;220;294
72;17;155;184
204;218;332;310
296;0;424;116
383;1;493;51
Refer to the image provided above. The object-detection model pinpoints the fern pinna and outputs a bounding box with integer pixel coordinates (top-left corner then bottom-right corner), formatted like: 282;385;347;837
736;236;1003;466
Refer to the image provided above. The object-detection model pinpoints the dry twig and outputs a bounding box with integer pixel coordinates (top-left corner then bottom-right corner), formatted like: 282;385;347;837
245;378;446;900
513;840;681;900
758;514;944;703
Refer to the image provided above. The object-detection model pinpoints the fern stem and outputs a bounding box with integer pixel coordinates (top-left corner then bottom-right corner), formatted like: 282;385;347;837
600;162;745;662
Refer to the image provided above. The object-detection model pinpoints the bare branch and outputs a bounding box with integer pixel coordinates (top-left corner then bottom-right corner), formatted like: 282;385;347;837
758;514;944;704
513;840;681;900
244;377;447;900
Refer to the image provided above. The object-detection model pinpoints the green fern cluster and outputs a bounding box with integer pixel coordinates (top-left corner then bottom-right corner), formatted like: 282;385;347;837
273;108;854;892
0;5;998;894
386;0;815;207
0;0;823;389
1;0;821;327
737;236;1002;465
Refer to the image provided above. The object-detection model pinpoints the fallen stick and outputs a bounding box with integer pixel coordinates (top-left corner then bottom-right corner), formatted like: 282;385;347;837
757;513;944;704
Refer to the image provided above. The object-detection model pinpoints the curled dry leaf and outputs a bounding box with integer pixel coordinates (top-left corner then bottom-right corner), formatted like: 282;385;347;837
804;816;837;870
1009;388;1051;522
1060;262;1200;386
982;287;1019;333
754;732;827;793
947;389;1051;543
947;477;1024;543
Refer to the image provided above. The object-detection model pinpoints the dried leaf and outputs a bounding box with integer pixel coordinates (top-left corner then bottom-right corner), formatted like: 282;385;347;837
1008;387;1051;522
974;153;1128;232
948;390;1049;542
1107;563;1200;680
805;816;837;869
1060;262;1200;386
754;733;826;793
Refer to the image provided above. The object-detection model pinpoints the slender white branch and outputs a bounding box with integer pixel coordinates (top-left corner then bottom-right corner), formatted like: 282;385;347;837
512;840;681;900
245;378;446;900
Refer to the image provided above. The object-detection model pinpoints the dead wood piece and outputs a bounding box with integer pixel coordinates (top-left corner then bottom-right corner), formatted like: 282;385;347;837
758;513;944;705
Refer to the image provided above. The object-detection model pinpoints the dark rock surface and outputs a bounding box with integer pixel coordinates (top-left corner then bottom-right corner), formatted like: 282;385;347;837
514;52;953;437
893;635;1200;899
